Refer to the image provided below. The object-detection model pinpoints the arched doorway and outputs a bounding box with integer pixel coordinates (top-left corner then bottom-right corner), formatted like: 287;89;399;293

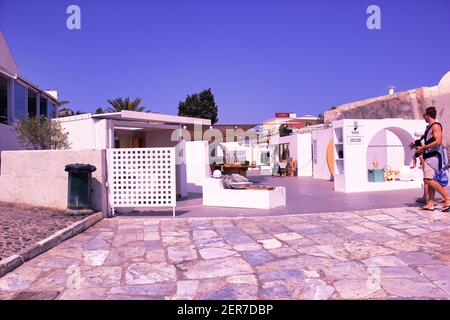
366;127;415;171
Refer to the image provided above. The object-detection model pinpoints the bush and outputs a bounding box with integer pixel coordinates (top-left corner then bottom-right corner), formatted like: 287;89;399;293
14;117;70;150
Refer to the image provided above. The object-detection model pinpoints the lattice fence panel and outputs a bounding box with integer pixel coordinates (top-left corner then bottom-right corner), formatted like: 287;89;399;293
107;148;176;215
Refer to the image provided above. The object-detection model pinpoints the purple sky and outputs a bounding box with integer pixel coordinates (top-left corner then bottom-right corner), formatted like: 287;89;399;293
1;0;449;124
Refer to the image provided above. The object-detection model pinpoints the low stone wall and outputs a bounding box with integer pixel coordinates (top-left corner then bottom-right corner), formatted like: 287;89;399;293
0;149;108;213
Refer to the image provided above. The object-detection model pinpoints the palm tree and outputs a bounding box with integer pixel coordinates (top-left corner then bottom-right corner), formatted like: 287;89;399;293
106;97;148;113
58;100;70;107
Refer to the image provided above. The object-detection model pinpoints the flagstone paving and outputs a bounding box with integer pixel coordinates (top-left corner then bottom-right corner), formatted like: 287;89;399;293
1;207;450;300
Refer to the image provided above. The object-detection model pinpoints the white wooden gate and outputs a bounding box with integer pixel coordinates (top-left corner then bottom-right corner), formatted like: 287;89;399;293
107;148;176;217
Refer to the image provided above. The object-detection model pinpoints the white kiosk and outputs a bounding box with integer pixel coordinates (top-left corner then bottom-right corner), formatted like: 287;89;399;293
333;119;426;193
269;132;313;177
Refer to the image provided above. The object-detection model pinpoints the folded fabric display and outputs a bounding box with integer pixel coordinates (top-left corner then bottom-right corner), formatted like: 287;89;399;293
230;174;249;182
222;174;251;189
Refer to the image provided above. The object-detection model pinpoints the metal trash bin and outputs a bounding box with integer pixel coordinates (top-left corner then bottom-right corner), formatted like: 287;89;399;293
64;163;97;215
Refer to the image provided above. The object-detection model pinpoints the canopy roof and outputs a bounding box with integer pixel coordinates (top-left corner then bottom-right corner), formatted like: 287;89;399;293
91;110;212;126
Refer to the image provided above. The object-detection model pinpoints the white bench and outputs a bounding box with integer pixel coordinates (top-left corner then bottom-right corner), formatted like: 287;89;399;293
202;178;286;209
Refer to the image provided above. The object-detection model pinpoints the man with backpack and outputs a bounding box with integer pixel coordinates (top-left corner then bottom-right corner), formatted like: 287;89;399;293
415;107;450;212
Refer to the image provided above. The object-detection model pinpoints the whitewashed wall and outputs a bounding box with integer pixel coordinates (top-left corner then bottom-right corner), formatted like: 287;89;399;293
296;132;313;177
366;129;404;171
0;149;108;213
58;117;109;150
366;129;388;170
184;140;210;193
312;128;333;180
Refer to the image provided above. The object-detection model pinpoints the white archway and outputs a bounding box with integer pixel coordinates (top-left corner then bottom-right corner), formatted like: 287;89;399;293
366;126;415;171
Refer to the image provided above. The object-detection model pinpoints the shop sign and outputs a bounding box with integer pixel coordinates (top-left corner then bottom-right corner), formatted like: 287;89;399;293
346;125;364;144
275;112;290;118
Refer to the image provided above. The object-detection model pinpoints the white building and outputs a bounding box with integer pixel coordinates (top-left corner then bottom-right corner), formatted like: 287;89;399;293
56;110;210;150
0;32;59;152
56;110;212;198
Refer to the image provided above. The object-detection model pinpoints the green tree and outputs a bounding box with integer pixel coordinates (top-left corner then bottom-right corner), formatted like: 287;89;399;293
317;113;325;124
107;97;147;112
178;88;218;124
14;117;70;150
279;124;292;137
95;107;106;114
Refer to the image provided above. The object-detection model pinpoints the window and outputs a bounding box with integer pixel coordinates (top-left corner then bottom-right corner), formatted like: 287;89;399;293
0;75;7;124
47;101;56;118
28;90;37;118
14;81;27;120
40;96;47;117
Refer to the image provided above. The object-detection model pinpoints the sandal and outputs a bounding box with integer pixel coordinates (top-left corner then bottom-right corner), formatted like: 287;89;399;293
420;206;435;211
415;198;427;204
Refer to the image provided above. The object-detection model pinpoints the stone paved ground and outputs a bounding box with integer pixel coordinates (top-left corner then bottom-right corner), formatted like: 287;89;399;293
0;202;84;261
1;207;450;300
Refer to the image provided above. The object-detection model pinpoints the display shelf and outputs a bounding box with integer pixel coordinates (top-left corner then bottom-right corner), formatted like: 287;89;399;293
334;146;344;159
334;127;343;144
335;159;344;175
333;124;345;176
